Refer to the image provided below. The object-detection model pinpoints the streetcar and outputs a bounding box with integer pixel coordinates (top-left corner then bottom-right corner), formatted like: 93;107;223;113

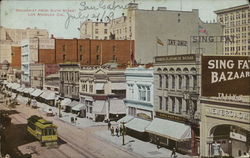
27;115;58;147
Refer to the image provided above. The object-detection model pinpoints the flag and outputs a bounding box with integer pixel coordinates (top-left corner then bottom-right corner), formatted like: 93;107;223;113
156;37;164;46
198;25;208;35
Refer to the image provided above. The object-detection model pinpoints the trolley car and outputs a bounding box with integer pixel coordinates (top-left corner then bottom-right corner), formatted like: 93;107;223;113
27;115;58;147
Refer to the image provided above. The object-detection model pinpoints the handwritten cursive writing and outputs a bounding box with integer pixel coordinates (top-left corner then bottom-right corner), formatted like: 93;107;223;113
65;0;128;29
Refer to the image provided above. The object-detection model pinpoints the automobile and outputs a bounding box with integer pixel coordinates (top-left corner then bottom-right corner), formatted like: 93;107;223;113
46;108;54;117
31;100;38;108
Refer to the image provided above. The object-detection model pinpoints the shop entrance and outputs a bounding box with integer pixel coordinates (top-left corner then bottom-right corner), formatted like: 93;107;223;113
209;124;250;157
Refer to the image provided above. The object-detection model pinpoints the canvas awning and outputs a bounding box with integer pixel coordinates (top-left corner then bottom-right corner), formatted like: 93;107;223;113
23;88;35;94
72;103;86;111
30;89;44;97
109;99;126;114
60;98;71;107
66;100;79;107
6;83;13;88
145;118;191;141
93;100;107;115
11;83;20;90
117;115;134;123
17;87;25;92
111;83;126;90
125;117;151;132
84;96;93;101
95;83;104;90
40;90;56;100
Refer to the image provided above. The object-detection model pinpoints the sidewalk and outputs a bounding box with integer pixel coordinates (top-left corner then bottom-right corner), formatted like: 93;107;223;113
95;130;190;158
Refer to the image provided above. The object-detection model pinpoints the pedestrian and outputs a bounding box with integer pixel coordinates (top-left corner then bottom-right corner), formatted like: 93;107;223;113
156;137;161;149
75;117;77;124
171;147;177;158
111;126;114;136
115;126;119;137
108;121;111;130
119;125;123;136
71;117;74;123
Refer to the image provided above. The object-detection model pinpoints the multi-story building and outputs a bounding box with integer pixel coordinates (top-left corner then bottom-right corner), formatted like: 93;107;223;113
200;97;250;157
150;54;201;155
59;63;80;100
21;38;54;86
0;26;49;63
30;63;59;89
80;3;223;64
80;20;110;40
44;73;60;92
215;4;250;56
11;46;21;69
55;39;134;66
79;65;126;121
121;66;154;140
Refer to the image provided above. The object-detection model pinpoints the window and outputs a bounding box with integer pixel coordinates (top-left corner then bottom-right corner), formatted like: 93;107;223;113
95;29;98;34
165;97;168;111
104;23;107;26
95;23;98;26
172;75;175;89
128;107;136;116
96;55;99;61
242;27;246;31
62;45;65;51
96;45;100;53
165;75;168;88
178;75;182;89
80;55;83;61
80;45;83;52
159;75;162;88
104;29;108;34
146;87;150;102
159;96;162;110
171;97;175;112
186;75;189;90
63;54;66;61
112;55;116;61
193;75;197;90
112;45;116;52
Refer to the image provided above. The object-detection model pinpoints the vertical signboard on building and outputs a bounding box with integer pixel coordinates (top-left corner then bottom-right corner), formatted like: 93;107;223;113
201;56;250;98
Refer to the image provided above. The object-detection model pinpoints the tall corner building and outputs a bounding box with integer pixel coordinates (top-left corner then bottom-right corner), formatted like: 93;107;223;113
215;4;250;56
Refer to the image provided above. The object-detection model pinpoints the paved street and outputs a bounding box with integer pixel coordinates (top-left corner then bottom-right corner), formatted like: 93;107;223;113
0;94;190;158
0;99;140;158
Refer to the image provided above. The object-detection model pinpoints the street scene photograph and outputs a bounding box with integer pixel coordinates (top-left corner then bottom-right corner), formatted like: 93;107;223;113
0;0;249;157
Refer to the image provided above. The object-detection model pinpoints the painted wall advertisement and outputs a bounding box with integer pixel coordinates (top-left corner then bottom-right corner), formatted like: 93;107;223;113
201;56;250;98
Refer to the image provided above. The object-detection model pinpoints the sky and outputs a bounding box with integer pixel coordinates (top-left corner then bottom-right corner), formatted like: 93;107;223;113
0;0;248;38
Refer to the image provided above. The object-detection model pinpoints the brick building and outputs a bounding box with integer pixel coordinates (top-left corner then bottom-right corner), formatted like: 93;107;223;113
11;46;21;69
55;39;134;66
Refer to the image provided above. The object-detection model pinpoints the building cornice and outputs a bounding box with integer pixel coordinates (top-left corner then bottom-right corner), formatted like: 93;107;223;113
214;4;249;14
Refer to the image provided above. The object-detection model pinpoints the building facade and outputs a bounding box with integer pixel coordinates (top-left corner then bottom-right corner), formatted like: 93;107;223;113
151;54;201;155
200;97;250;157
55;39;134;66
215;4;250;56
0;26;49;63
59;63;80;100
30;63;59;89
79;66;126;121
80;3;223;64
122;66;154;140
11;46;21;69
21;38;54;86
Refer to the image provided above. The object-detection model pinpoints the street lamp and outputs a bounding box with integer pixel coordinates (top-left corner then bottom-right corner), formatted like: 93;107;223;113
121;121;126;145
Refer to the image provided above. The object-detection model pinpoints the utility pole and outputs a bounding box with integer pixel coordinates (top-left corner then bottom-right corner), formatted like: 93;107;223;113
122;121;125;145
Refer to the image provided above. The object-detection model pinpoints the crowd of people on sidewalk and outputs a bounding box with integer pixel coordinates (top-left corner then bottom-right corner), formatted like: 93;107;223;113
107;120;124;137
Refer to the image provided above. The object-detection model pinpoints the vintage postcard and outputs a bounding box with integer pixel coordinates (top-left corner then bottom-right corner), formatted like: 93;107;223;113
0;0;249;158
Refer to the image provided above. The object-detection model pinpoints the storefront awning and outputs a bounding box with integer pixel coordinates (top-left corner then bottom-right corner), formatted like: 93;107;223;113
95;83;104;90
125;118;151;132
61;98;71;107
6;83;13;88
40;90;56;100
66;100;79;107
23;88;35;94
72;103;86;111
146;118;191;141
30;89;44;97
111;83;126;90
11;83;20;90
93;100;107;115
109;99;126;114
117;115;134;123
17;86;25;92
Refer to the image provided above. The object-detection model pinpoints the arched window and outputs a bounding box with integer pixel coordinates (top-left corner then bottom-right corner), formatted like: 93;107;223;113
178;75;182;89
186;75;189;90
159;75;162;88
172;75;175;89
165;75;168;88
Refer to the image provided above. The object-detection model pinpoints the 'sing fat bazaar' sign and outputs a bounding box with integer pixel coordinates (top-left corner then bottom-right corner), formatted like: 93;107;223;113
202;56;250;97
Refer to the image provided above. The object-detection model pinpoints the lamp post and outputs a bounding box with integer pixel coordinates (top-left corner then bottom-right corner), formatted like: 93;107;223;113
121;121;125;145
